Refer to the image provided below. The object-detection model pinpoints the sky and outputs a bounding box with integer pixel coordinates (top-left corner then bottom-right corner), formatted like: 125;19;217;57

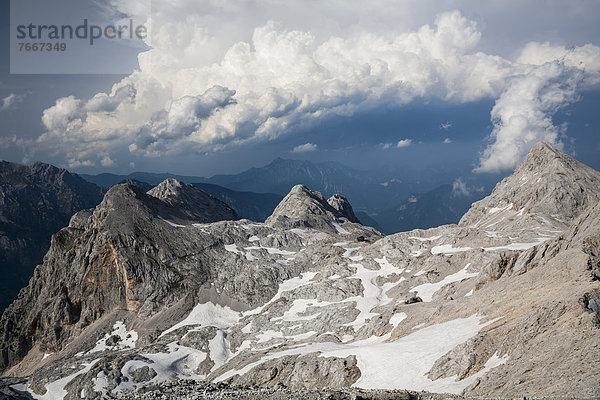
0;0;599;178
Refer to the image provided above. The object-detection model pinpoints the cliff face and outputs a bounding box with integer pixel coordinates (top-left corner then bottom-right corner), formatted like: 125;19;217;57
0;161;104;313
1;144;599;400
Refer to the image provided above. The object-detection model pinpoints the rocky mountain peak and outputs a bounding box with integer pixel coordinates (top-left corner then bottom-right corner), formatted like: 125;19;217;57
147;178;184;197
266;184;360;231
148;179;239;223
327;194;360;223
516;142;579;174
459;141;600;232
28;161;59;174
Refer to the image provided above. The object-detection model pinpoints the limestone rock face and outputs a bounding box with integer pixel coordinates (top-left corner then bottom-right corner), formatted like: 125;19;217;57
266;184;369;233
459;142;600;233
1;143;600;400
0;161;104;313
148;179;239;223
327;194;361;224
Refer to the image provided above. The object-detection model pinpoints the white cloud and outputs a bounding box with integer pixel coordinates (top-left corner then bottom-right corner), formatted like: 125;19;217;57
382;143;393;150
452;178;470;197
100;156;115;167
292;142;317;152
475;42;600;173
1;93;25;111
443;138;452;144
68;159;95;169
396;139;412;148
24;2;600;171
440;122;452;130
41;96;82;131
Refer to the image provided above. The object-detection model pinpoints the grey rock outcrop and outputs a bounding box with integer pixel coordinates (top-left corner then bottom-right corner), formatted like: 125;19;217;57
327;194;360;224
148;179;239;223
266;185;369;233
459;142;600;233
0;161;104;313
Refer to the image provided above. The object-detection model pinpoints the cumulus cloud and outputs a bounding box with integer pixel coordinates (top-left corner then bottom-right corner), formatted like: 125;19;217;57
452;178;483;197
26;2;600;170
100;156;115;167
396;139;413;148
67;159;95;169
1;93;25;111
292;142;317;152
475;43;600;173
444;138;452;144
452;178;470;196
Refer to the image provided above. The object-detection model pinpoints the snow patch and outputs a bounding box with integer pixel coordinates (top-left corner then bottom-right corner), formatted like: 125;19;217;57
389;313;407;329
215;315;501;394
343;262;396;330
89;321;137;353
244;271;319;316
290;228;307;238
408;235;442;242
161;303;240;336
93;370;109;393
22;359;99;400
157;216;185;227
431;244;472;255
410;264;478;302
119;342;206;390
209;330;231;371
331;221;349;234
256;330;284;343
488;203;513;214
224;244;242;254
483;237;549;252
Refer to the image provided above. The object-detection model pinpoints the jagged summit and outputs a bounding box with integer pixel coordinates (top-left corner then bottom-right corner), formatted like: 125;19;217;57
327;193;360;223
148;179;239;223
266;184;362;231
518;141;578;170
459;142;600;232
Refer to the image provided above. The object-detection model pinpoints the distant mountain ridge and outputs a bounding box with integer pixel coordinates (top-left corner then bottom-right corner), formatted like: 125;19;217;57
81;158;496;231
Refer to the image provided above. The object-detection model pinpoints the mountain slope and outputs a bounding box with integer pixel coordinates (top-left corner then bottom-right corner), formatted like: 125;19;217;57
459;142;600;233
2;143;599;399
0;161;103;313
